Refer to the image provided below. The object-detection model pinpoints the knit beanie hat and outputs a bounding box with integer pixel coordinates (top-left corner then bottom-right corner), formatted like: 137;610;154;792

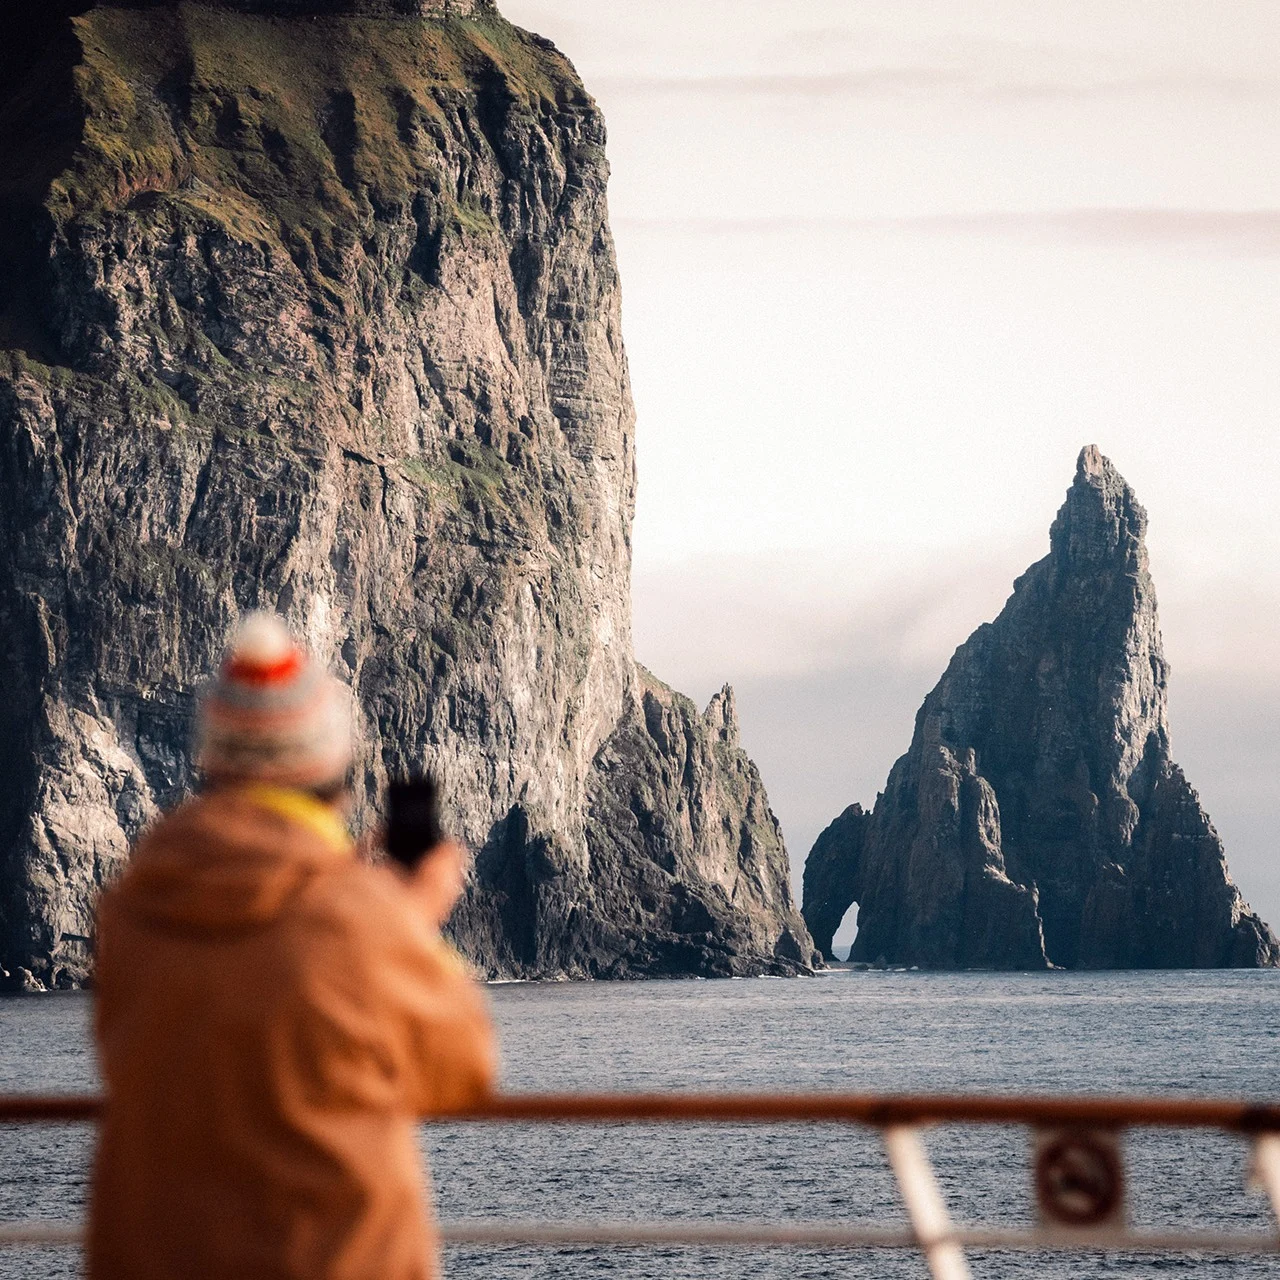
196;611;353;790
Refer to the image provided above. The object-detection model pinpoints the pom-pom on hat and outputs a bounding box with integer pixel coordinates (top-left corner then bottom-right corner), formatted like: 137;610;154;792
196;611;352;790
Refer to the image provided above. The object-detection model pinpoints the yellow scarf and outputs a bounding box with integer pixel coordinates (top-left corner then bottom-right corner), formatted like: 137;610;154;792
240;783;353;854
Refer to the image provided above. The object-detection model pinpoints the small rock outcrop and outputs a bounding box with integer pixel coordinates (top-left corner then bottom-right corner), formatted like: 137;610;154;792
0;1;815;987
803;447;1278;970
454;672;814;977
583;675;815;976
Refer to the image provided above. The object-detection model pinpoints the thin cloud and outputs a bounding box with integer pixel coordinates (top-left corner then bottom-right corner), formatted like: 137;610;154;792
616;209;1280;255
632;549;1030;690
597;68;973;97
594;69;1279;102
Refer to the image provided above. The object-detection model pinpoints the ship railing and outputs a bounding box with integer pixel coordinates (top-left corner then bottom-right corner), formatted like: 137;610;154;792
3;1091;1280;1280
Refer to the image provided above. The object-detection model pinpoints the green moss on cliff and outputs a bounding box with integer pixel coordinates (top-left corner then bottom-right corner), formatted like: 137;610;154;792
399;438;531;529
0;2;595;412
0;350;77;390
34;4;589;249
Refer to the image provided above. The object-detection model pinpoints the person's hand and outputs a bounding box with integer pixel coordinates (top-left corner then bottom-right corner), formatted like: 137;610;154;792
408;840;470;929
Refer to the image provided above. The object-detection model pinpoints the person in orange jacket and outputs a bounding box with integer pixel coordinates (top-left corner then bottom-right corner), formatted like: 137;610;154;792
89;612;496;1280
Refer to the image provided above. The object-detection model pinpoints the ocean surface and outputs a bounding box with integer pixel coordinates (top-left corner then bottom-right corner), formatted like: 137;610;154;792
2;969;1279;1279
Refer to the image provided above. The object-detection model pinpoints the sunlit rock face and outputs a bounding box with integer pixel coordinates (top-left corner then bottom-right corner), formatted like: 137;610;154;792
0;2;816;987
804;448;1279;970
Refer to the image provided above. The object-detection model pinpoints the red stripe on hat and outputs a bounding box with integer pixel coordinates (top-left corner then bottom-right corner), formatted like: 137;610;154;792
224;650;305;685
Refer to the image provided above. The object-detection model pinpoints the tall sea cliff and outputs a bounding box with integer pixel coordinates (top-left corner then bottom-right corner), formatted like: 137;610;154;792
0;0;816;987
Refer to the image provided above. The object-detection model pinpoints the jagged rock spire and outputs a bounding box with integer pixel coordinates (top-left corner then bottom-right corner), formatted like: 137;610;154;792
703;684;739;744
803;448;1278;969
1047;446;1147;600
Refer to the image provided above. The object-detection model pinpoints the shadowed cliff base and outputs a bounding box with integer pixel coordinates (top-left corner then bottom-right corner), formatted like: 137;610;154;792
0;1;816;987
803;447;1279;971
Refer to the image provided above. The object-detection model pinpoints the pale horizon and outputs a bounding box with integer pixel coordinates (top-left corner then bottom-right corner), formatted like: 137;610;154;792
504;0;1280;942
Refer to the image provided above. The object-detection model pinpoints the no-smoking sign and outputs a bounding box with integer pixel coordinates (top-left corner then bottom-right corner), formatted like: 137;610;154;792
1034;1127;1126;1227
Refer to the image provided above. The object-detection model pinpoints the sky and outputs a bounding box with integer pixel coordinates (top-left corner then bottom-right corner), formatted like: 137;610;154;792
502;0;1280;945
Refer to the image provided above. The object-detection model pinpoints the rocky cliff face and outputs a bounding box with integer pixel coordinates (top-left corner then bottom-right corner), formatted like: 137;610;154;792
803;447;1278;970
456;671;812;977
0;0;816;987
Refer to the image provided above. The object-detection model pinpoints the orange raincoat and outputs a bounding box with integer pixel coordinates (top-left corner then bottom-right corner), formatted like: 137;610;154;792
89;784;496;1280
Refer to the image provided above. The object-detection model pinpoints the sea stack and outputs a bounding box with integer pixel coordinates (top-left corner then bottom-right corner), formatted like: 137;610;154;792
803;447;1278;970
0;0;816;986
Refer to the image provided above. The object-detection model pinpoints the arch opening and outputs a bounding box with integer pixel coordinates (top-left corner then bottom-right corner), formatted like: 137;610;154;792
831;901;859;961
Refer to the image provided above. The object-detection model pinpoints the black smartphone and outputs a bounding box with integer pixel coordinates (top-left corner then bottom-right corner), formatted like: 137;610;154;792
386;775;445;870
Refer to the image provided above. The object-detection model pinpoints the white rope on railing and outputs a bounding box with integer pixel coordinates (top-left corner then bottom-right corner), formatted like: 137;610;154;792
444;1222;918;1247
444;1224;1280;1253
3;1220;1280;1253
0;1223;81;1246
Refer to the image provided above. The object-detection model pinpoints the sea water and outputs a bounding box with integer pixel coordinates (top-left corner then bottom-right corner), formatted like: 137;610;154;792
2;969;1278;1279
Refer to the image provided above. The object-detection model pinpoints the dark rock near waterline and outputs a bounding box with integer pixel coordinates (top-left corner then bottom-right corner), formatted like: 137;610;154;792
0;2;814;986
804;446;1279;970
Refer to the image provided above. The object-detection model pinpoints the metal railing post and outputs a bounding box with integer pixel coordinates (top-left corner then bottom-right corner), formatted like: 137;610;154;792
883;1125;971;1280
1254;1133;1280;1230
